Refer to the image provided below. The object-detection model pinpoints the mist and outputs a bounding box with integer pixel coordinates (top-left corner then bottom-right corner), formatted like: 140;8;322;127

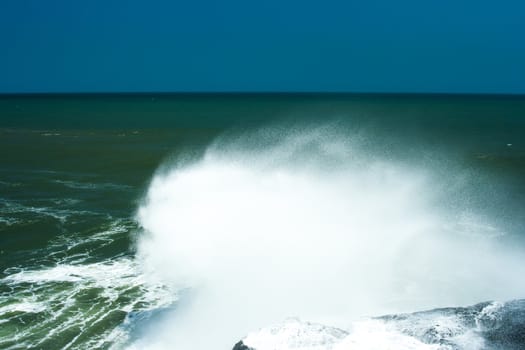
129;124;525;349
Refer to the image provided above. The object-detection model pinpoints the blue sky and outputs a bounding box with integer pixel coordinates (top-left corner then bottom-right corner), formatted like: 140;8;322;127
1;0;524;93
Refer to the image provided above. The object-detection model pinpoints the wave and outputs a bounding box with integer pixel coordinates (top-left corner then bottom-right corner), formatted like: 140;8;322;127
131;125;525;349
45;219;134;264
0;198;100;224
0;241;176;350
52;180;132;191
0;217;20;226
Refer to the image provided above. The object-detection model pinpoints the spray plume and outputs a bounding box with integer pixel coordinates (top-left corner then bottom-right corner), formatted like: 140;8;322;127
131;125;525;349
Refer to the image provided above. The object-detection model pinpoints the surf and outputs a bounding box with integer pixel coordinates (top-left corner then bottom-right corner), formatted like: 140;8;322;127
131;124;525;349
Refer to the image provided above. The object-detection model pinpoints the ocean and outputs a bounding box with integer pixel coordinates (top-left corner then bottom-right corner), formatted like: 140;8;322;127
1;93;524;349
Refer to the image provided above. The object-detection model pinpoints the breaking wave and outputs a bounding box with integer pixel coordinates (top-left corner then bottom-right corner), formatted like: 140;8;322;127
132;125;525;349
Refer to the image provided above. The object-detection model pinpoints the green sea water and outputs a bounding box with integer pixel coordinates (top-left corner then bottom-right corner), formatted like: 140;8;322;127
1;93;525;349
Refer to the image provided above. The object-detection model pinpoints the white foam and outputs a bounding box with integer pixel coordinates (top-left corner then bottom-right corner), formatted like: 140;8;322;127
3;259;154;291
336;320;440;350
46;219;131;260
240;318;445;350
0;301;47;315
380;310;486;350
131;126;525;349
0;199;97;222
243;319;348;350
475;301;505;330
1;256;177;350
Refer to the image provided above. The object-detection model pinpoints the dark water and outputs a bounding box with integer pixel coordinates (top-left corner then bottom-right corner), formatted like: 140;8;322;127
0;93;524;349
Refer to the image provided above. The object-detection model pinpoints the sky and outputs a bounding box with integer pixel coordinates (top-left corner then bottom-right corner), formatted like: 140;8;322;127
1;0;524;93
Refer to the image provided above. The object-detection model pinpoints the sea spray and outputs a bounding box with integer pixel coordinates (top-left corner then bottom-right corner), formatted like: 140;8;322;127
131;125;525;349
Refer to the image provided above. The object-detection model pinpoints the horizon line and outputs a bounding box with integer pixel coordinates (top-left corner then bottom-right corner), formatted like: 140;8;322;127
1;91;525;97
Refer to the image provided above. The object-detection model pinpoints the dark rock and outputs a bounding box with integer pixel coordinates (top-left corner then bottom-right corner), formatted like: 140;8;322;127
232;340;253;350
482;299;525;350
232;299;525;350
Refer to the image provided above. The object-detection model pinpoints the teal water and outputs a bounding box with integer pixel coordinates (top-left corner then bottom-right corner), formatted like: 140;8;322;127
1;93;525;349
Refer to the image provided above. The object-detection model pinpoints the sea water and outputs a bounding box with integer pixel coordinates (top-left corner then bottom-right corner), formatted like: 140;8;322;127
1;93;524;349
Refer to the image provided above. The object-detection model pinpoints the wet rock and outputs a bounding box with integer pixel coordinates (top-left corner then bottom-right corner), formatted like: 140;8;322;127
232;299;525;350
